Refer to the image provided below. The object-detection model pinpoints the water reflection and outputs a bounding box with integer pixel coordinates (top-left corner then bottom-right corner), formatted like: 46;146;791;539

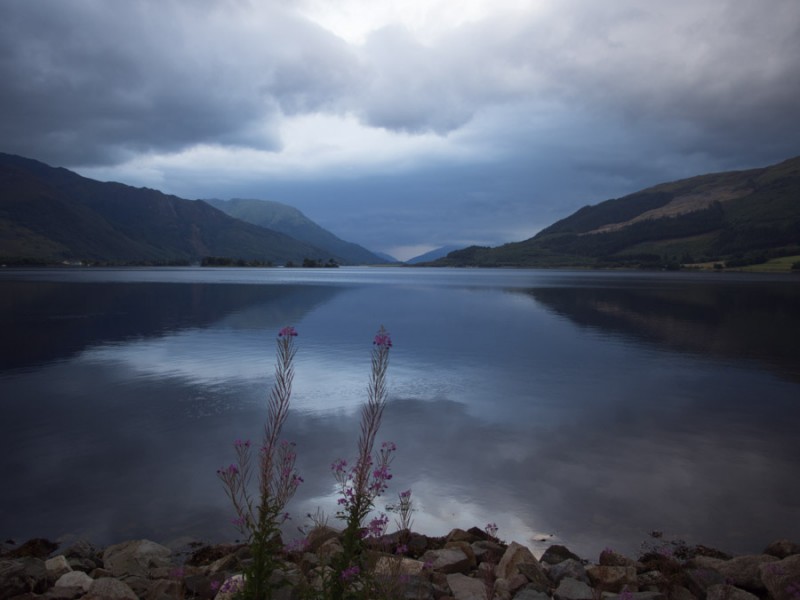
1;269;798;560
520;277;800;382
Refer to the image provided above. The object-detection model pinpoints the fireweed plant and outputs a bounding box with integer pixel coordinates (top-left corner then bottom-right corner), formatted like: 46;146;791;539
327;326;397;600
217;325;302;600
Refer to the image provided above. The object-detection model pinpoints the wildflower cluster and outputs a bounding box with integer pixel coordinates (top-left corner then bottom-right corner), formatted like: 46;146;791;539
329;326;397;600
217;326;301;600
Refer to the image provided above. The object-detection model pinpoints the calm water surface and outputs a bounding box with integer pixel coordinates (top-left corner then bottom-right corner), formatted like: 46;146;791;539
1;267;798;558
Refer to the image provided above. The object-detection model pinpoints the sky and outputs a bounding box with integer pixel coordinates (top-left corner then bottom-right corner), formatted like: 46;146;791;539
2;1;800;261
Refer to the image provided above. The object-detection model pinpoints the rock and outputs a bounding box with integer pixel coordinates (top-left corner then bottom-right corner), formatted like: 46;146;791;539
446;572;488;600
447;529;481;544
446;541;477;569
637;570;668;591
215;573;245;599
375;556;426;577
42;586;86;600
514;585;553;600
150;577;183;599
541;545;582;565
685;567;726;598
764;539;800;559
554;576;594;600
4;539;59;559
45;555;72;579
305;526;340;552
62;539;99;563
586;565;637;593
759;554;800;600
706;584;760;600
187;543;243;567
599;549;637;568
715;554;778;591
84;576;138;600
421;548;472;574
495;541;538;580
549;559;590;585
54;570;93;592
517;561;551;592
602;593;665;600
0;558;49;596
316;537;344;561
471;540;504;564
688;555;725;571
102;539;173;578
206;552;240;575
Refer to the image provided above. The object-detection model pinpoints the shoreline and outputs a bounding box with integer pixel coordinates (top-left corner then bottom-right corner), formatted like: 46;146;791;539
2;528;798;600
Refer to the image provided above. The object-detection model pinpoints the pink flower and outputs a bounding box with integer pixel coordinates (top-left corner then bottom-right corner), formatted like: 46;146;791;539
278;326;298;337
373;330;392;347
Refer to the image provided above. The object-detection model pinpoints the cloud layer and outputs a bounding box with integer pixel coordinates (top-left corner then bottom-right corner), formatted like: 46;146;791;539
2;0;799;258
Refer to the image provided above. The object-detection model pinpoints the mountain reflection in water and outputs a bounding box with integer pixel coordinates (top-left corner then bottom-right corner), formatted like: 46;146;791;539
0;267;797;559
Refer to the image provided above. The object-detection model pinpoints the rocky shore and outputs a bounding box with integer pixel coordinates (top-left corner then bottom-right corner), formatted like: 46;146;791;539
1;529;798;600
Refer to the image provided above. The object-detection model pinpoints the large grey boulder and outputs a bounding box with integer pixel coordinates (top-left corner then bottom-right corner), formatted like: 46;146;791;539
446;572;488;600
586;565;637;593
759;554;800;600
55;570;93;592
706;584;759;600
763;539;800;559
84;576;138;599
421;547;472;574
45;555;72;580
0;557;49;596
554;576;594;600
549;559;590;585
715;554;778;591
103;539;172;578
541;545;582;565
495;542;540;580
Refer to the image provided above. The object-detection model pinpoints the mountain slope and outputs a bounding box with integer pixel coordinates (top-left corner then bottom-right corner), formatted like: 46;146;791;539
0;153;334;265
205;198;385;265
406;245;462;264
438;156;800;268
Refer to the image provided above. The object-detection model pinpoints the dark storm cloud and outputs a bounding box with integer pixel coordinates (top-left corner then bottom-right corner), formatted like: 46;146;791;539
1;0;799;255
0;0;358;165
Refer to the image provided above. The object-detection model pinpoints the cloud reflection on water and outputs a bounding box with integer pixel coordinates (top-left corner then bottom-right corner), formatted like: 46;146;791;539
1;269;798;560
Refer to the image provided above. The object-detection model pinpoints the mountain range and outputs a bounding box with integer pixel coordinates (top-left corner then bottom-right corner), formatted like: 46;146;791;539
0;153;381;266
2;151;799;269
435;155;800;268
204;198;384;265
